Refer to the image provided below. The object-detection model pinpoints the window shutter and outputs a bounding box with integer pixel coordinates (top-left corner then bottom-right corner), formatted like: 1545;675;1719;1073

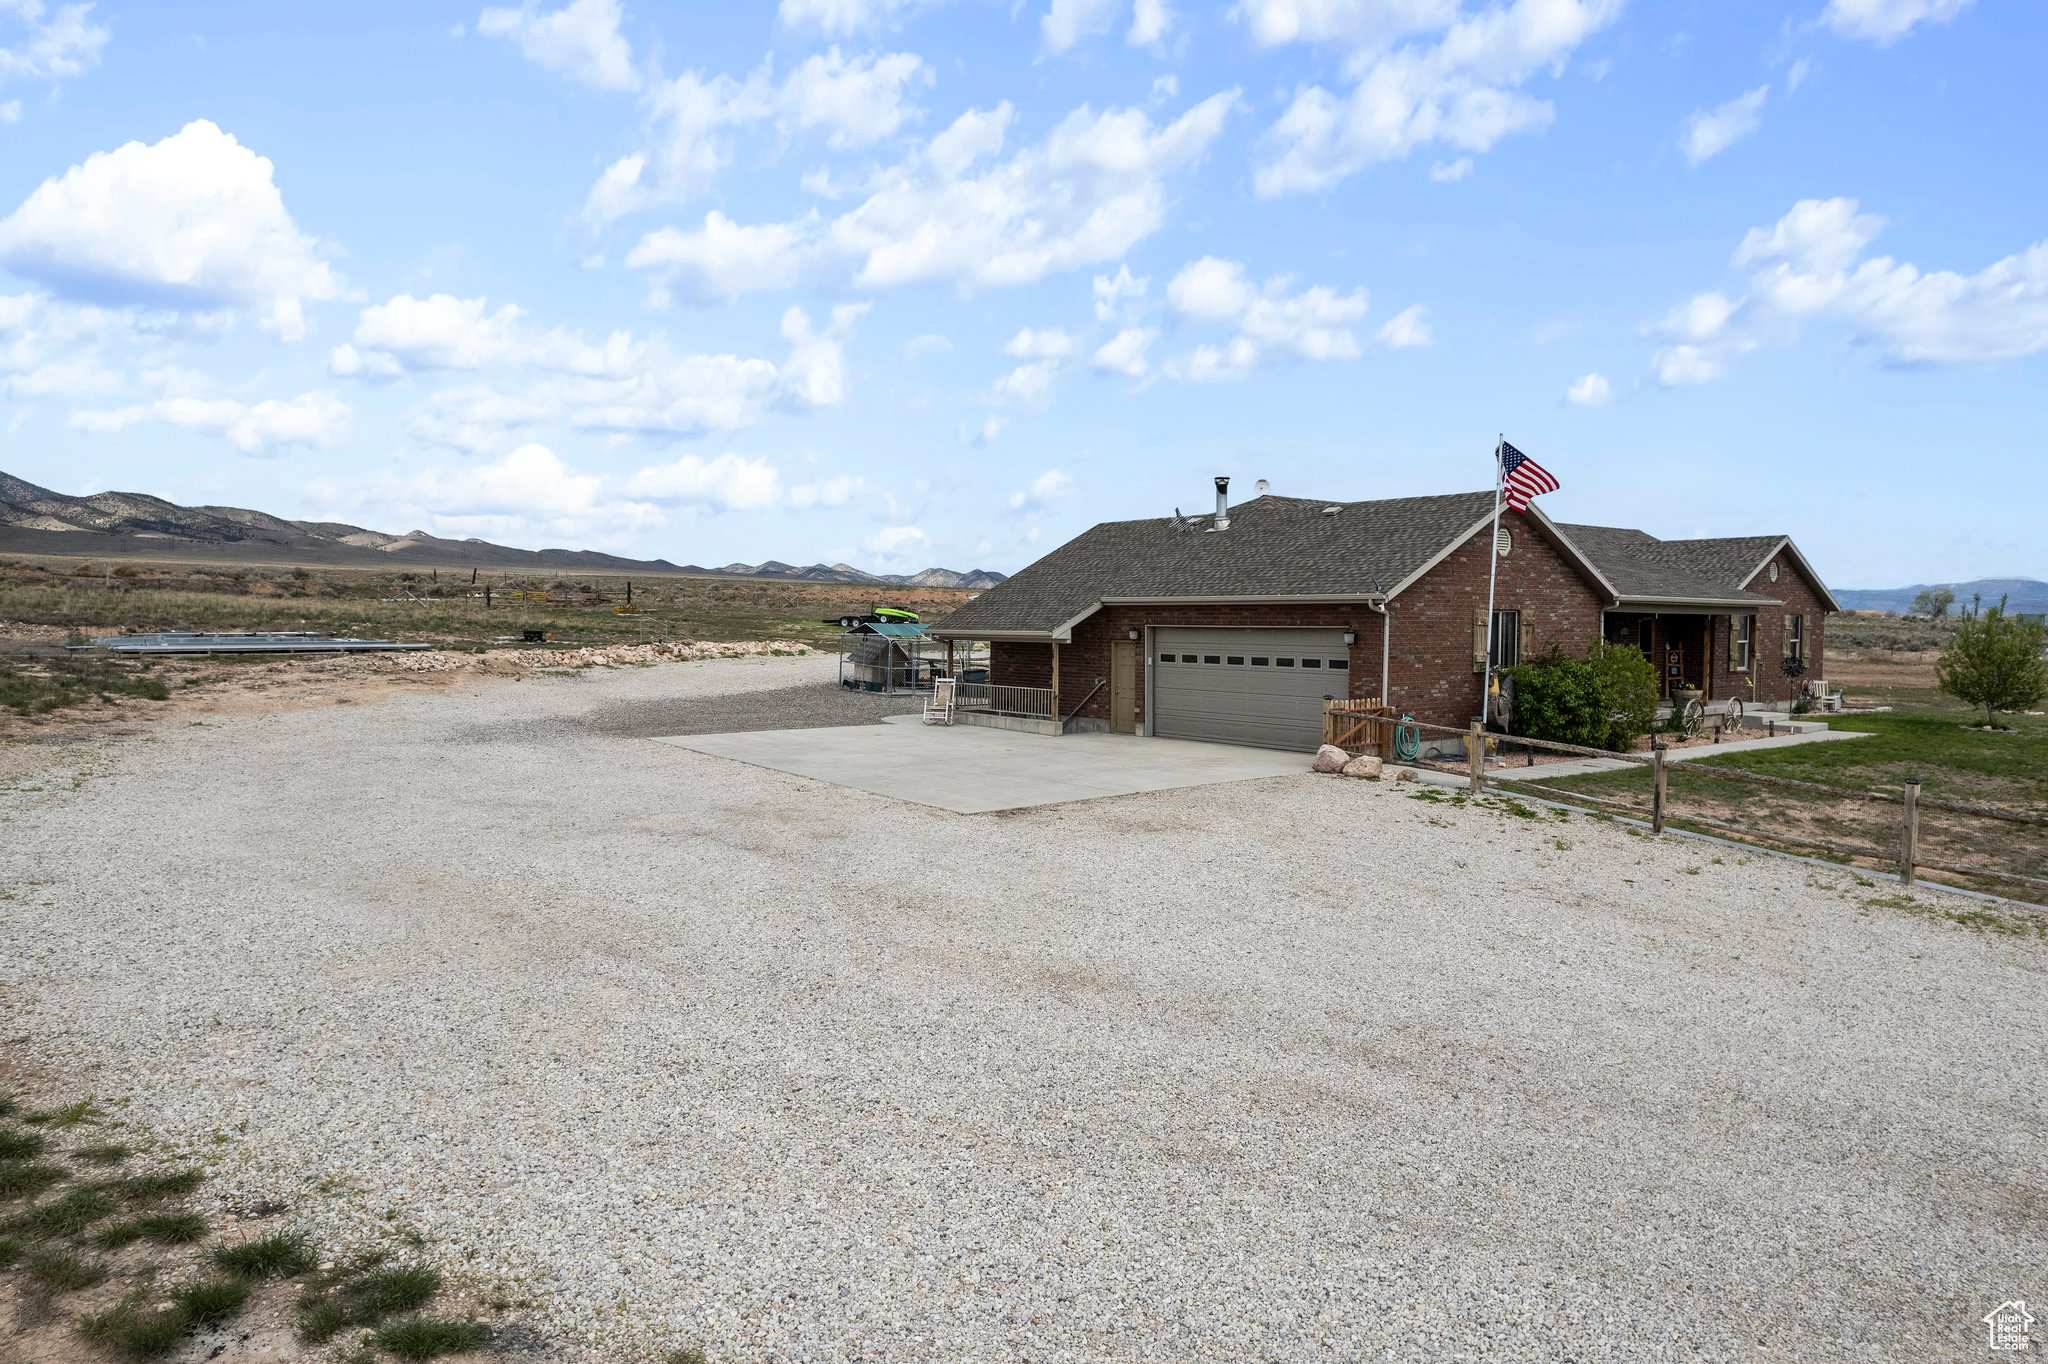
1473;608;1488;672
1519;620;1536;663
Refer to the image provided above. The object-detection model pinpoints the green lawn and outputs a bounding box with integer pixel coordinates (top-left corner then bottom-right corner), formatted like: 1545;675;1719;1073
1519;695;2048;902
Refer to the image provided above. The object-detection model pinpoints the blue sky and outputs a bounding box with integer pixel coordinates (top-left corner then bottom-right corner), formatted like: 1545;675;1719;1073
0;0;2040;584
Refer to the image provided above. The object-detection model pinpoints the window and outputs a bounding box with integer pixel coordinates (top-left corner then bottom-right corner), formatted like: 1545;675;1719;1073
1328;658;1348;670
1489;610;1521;669
1158;653;1175;663
1226;656;1245;665
1276;657;1295;667
1251;656;1269;666
1302;657;1322;668
1203;655;1221;665
1731;615;1754;672
1785;614;1805;664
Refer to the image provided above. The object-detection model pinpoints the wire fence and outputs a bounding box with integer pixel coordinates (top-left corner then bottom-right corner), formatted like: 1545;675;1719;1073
1374;715;2048;907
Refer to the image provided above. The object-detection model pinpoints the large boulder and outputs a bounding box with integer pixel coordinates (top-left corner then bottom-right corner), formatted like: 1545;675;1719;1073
1311;744;1350;773
1342;754;1383;779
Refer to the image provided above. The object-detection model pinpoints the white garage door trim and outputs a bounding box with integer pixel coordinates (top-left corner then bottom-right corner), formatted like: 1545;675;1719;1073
1151;627;1350;752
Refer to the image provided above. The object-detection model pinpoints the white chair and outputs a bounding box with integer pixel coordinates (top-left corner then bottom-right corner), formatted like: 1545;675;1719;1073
924;676;957;725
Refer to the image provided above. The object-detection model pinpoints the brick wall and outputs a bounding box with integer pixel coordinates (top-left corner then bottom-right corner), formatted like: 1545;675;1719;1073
987;509;1606;731
1738;551;1831;705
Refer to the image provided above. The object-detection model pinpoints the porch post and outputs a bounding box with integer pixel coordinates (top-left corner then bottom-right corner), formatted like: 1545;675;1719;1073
946;638;955;677
1051;641;1061;713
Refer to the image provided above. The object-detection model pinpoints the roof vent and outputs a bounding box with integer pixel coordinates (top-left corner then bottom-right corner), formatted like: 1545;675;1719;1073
1256;478;1269;495
1321;505;1342;516
1212;476;1230;532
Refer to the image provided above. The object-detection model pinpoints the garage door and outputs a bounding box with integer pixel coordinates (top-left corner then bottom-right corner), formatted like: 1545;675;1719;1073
1152;628;1350;751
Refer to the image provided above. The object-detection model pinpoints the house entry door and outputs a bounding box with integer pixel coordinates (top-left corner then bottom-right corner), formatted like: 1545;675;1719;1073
1110;640;1137;734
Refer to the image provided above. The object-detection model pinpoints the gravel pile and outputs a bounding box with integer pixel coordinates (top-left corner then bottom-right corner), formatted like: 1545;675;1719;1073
2;653;2041;1362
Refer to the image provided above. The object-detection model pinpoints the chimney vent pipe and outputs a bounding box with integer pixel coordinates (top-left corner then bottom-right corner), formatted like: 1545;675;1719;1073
1214;476;1230;530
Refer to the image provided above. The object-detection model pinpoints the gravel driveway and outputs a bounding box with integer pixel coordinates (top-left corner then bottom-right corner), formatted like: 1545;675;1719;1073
3;654;2042;1362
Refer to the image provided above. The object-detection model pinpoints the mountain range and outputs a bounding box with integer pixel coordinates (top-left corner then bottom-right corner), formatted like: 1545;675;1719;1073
1833;577;2048;615
0;470;1007;589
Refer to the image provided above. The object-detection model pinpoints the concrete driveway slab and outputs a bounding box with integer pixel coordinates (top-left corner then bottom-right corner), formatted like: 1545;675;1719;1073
651;717;1306;812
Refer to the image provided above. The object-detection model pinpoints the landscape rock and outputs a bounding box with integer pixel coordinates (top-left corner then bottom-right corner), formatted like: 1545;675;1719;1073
1342;754;1383;779
1393;767;1419;782
1311;744;1350;773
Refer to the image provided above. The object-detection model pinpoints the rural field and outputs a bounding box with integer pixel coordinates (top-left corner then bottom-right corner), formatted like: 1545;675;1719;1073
1521;642;2048;905
2;651;2042;1362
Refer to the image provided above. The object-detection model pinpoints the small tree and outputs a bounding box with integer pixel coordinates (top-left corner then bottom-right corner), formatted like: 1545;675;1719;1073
1588;637;1659;750
1909;587;1956;620
1935;595;2048;727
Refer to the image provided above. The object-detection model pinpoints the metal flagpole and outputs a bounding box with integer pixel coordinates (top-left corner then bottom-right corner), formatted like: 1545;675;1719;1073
1481;434;1505;728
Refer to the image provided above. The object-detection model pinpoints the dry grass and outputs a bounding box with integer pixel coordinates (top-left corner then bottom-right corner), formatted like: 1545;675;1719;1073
0;556;971;650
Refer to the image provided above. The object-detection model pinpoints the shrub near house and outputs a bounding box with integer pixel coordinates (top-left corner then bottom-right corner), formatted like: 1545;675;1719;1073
1504;640;1659;752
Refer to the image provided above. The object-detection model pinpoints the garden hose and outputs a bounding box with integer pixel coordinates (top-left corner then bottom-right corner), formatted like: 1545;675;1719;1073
1393;715;1421;762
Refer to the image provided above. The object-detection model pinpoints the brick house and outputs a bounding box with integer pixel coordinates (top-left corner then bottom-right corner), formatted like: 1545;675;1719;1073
928;483;1837;752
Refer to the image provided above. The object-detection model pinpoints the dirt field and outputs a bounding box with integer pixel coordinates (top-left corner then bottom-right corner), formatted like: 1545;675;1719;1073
3;657;2043;1362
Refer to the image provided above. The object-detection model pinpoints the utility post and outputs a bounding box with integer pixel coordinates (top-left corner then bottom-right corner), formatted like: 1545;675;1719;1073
1651;742;1668;834
1901;775;1921;888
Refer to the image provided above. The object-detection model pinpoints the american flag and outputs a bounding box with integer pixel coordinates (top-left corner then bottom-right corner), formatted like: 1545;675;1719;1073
1498;440;1559;512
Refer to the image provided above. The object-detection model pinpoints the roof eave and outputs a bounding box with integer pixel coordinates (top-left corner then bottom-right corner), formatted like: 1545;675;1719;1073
1609;595;1783;610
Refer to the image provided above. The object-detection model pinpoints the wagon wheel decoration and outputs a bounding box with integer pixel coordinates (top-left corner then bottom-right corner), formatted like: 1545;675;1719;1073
1681;697;1707;739
1723;697;1744;729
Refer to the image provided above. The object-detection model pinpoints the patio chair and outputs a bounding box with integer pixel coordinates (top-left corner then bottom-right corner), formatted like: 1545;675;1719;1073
924;676;957;725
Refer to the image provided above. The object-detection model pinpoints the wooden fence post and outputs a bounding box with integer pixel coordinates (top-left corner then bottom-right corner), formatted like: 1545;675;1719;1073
1468;720;1484;796
1901;775;1920;888
1651;742;1668;834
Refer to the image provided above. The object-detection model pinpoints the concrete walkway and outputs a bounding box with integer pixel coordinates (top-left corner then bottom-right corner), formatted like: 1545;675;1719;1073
653;717;1306;813
1482;726;1876;780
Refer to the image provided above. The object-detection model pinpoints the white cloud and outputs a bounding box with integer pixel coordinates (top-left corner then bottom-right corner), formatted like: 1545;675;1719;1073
333;292;862;448
1043;0;1119;52
0;101;19;123
1565;371;1612;405
1429;156;1472;181
624;211;816;304
1163;336;1259;384
990;359;1060;405
778;302;868;408
0;0;110;85
405;385;557;455
778;0;934;34
1093;264;1148;322
1163;256;1373;376
1129;0;1174;45
0;291;132;398
72;389;350;456
960;413;1008;444
1650;196;2048;383
904;332;952;357
827;92;1235;290
789;474;864;508
1248;0;1624;197
0;120;343;340
865;524;931;560
477;0;637;92
624;451;782;510
1375;302;1431;347
1680;86;1766;165
1003;326;1074;359
1009;468;1076;511
1821;0;1972;45
583;49;929;224
329;444;665;547
1092;326;1156;377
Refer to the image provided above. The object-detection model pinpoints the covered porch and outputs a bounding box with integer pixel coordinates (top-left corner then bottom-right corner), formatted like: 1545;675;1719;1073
1602;608;1742;704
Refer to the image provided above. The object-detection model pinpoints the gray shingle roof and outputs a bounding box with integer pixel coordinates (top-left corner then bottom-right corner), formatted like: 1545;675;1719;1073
933;492;1502;637
1556;524;1785;606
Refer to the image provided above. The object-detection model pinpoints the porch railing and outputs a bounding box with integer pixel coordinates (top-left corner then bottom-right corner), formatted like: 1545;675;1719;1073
954;681;1055;720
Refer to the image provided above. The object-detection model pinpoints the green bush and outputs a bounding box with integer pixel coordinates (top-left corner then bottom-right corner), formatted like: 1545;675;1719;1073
1503;639;1659;753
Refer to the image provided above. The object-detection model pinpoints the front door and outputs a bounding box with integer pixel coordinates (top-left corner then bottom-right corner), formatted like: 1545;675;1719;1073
1110;640;1137;734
